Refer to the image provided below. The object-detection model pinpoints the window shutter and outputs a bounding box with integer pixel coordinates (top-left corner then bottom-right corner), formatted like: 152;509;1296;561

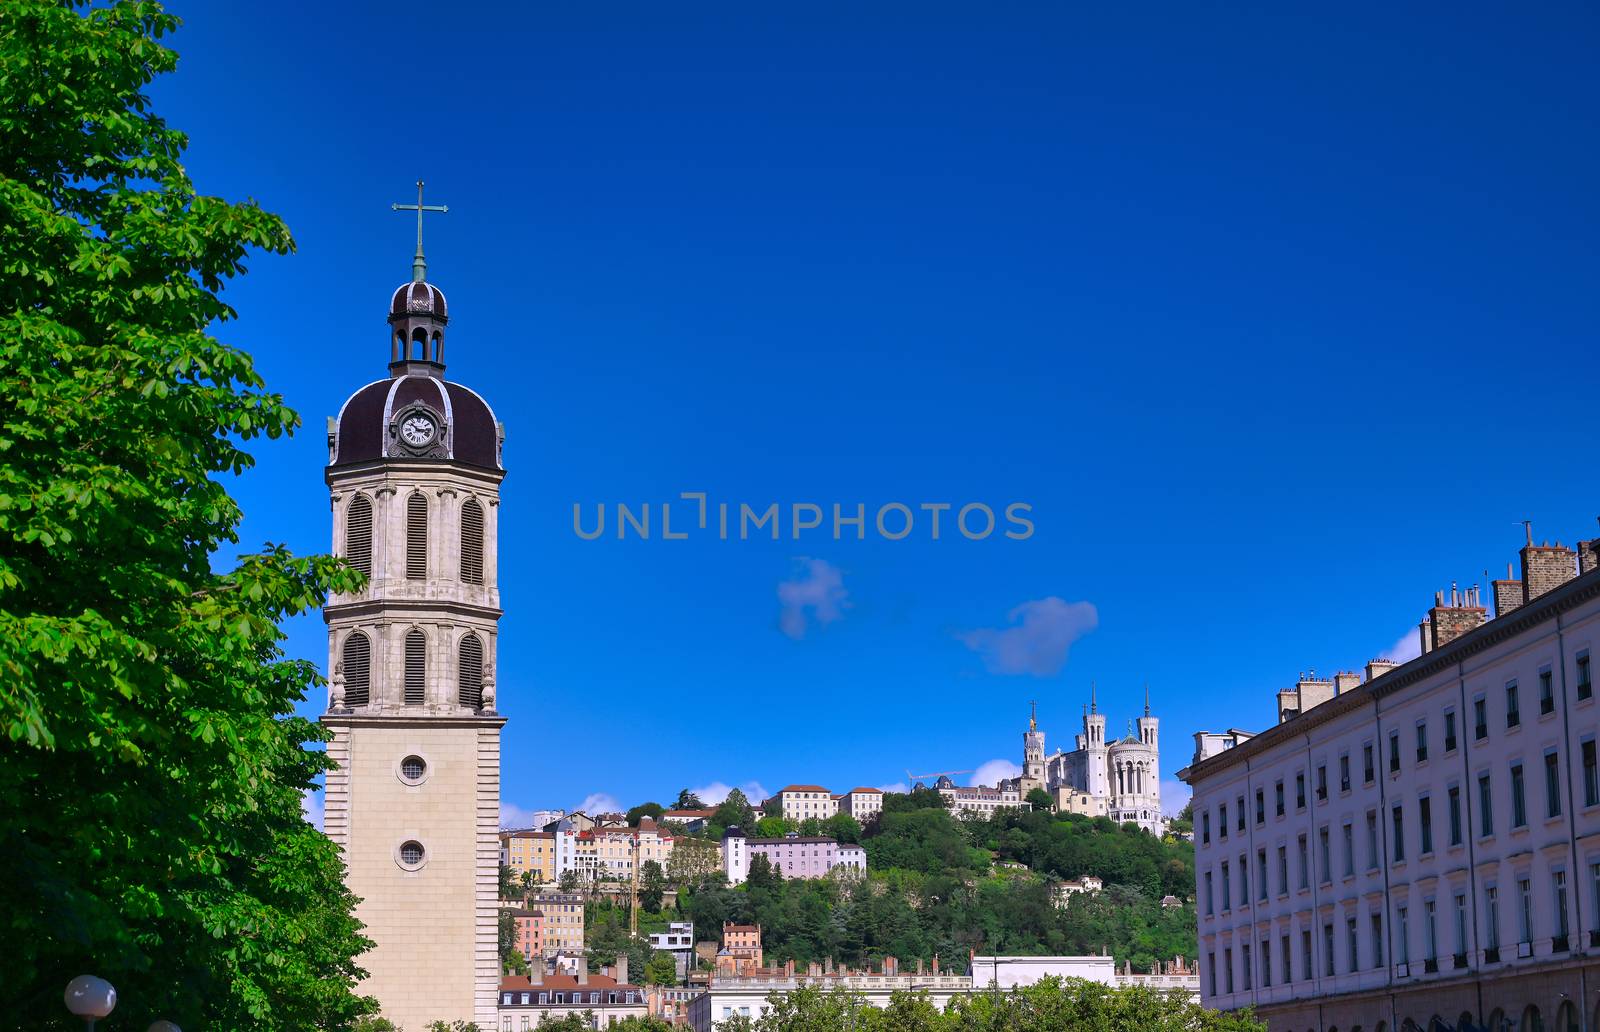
404;629;426;705
459;633;484;708
342;633;371;707
406;493;428;579
347;495;372;577
461;498;485;585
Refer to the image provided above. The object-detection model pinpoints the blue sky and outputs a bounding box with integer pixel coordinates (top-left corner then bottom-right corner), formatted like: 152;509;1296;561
154;2;1600;823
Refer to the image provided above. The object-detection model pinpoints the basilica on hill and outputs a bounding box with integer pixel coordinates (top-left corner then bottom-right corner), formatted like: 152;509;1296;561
1012;687;1164;834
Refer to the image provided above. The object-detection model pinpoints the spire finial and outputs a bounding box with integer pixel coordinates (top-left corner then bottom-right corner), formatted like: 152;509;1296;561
1028;700;1037;732
392;179;449;283
1090;679;1097;715
1144;682;1150;717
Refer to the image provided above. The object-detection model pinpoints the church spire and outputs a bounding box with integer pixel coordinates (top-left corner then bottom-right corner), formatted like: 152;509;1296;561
1028;699;1037;732
1144;682;1150;717
1090;679;1097;715
392;179;448;283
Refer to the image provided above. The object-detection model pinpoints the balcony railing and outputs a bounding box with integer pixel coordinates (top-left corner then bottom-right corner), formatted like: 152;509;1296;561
1423;958;1439;974
1551;935;1569;953
1452;953;1468;970
1483;947;1499;964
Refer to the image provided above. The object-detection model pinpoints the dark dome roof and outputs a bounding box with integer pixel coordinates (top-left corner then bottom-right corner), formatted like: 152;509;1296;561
390;280;448;320
331;374;500;469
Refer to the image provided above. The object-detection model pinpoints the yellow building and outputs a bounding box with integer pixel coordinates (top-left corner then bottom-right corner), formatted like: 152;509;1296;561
528;891;585;956
501;830;557;886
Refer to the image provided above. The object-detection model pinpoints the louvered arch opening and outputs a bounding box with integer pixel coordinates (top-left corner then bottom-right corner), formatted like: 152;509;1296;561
458;633;484;709
406;493;428;579
346;494;373;578
342;632;371;707
461;498;485;585
404;629;426;706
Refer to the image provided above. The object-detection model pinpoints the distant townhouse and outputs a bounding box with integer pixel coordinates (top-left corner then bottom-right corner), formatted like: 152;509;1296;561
526;891;584;956
572;819;675;882
767;785;838;823
500;830;557;885
837;787;884;823
717;922;763;974
932;775;1022;817
647;921;696;980
1180;526;1600;1032
1051;875;1104;907
498;960;645;1030
501;907;543;962
721;828;866;884
661;808;717;833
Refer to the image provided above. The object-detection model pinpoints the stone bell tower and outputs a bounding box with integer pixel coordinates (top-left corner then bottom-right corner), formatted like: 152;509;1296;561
320;185;506;1030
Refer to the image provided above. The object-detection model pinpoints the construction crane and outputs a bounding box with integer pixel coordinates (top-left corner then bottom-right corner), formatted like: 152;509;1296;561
905;768;974;782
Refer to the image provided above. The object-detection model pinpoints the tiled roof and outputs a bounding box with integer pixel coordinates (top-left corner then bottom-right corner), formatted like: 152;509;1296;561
780;784;829;793
846;787;883;794
499;974;640;992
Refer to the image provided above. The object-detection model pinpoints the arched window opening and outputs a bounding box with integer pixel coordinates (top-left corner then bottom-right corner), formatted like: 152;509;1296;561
459;633;484;709
342;632;371;707
1555;1004;1577;1032
404;629;426;706
460;498;485;585
346;494;372;578
406;493;428;579
410;327;427;360
1487;1010;1505;1032
1520;1007;1543;1032
1458;1016;1475;1032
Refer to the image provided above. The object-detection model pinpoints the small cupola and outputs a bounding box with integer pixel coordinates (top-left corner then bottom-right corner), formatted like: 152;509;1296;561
388;180;450;377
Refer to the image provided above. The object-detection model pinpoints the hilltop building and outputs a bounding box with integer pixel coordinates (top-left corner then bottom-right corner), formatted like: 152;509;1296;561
1012;688;1163;833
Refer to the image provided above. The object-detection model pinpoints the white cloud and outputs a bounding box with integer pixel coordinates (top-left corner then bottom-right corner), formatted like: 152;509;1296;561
1383;627;1422;664
778;558;849;640
691;781;770;805
876;782;910;795
959;597;1098;676
1161;779;1192;817
578;792;622;815
301;788;324;830
972;758;1022;787
501;801;541;829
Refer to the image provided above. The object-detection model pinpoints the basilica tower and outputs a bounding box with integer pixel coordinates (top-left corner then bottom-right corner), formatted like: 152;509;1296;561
320;193;505;1030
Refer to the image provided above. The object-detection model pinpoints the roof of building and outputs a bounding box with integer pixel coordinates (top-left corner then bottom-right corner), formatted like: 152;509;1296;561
779;784;830;793
747;836;845;846
331;373;500;469
501;829;555;840
498;974;641;993
845;787;884;794
662;808;716;818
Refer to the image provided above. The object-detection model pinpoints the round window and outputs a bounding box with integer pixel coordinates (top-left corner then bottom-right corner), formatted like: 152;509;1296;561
400;755;426;782
399;840;426;868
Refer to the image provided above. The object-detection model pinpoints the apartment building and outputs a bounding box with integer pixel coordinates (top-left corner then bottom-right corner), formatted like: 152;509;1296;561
837;787;884;823
526;891;584;956
766;785;839;822
500;830;558;886
721;829;867;884
1181;529;1600;1032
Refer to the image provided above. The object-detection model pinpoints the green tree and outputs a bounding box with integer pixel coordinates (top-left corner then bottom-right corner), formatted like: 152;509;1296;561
559;869;583;893
0;2;372;1027
675;788;706;810
713;787;757;831
499;862;522;900
666;836;720;885
627;801;665;825
639;859;666;912
499;910;529;975
643;951;678;986
1025;787;1054;811
824;812;862;844
755;815;794;837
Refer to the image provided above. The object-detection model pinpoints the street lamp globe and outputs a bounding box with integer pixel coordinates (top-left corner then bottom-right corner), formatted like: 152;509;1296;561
63;975;116;1018
147;1022;182;1032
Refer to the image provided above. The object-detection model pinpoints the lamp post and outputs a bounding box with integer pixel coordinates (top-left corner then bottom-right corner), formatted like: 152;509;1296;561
63;975;116;1030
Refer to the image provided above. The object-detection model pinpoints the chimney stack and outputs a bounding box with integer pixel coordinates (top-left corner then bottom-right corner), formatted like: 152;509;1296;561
616;954;628;987
1333;671;1360;695
1492;561;1522;619
578;957;589;985
1522;524;1578;603
1427;584;1486;650
530;959;544;986
1364;658;1398;682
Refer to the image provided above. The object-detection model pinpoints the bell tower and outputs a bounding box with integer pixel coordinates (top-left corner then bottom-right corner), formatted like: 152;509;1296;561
321;185;506;1031
1021;701;1046;795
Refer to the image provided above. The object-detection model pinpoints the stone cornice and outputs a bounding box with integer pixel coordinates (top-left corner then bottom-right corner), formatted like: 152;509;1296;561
324;597;504;621
1183;567;1600;785
320;713;508;730
325;459;505;489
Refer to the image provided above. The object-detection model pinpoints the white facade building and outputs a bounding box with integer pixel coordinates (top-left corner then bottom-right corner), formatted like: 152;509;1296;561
837;787;884;823
1181;531;1600;1032
768;785;838;822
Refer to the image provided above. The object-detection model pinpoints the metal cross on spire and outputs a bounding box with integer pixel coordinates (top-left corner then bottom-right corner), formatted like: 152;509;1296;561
1028;699;1037;732
392;179;448;283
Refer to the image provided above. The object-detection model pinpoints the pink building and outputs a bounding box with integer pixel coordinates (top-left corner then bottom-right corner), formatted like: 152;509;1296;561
721;829;866;883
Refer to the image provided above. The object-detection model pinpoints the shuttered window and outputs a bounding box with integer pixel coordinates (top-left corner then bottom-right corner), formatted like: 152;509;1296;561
404;629;426;706
460;498;485;585
406;493;428;579
342;632;371;707
346;495;372;577
459;633;484;709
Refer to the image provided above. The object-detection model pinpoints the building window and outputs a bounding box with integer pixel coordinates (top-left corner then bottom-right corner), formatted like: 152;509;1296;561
1219;804;1228;840
1370;912;1384;967
1221;861;1231;910
1366;810;1378;869
1444;711;1457;753
1241;944;1252;991
398;839;426;869
399;754;427;784
1237;796;1245;833
1424;899;1437;963
1454;893;1468;961
1485;885;1500;951
1258;849;1268;901
1239;853;1248;902
1363;744;1375;784
1554;870;1569;940
1584;740;1598;807
1207;952;1217;996
1518;878;1533;945
1278;844;1289;895
1256;789;1265;825
1474;696;1488;740
1281;934;1293;983
1590;863;1600;934
1202;812;1211;844
1506;681;1520;728
406;492;429;579
1389;731;1401;774
1540;668;1555;715
458;632;485;709
1276;780;1285;817
1297;772;1306;809
346;494;373;577
1317;765;1328;801
1301;928;1312;979
1419;796;1433;855
1347;916;1359;972
342;631;371;707
1204;871;1213;914
1391;805;1405;861
1416;722;1428;763
1545;752;1562;819
1261;938;1272;988
1342;824;1354;877
1298;834;1309;890
460;498;486;585
1397;905;1409;964
1319;827;1331;884
1448;786;1462;846
1324;922;1335;976
1578;651;1592;701
1479;773;1495;836
1339;755;1351;793
404;628;427;706
1511;764;1526;828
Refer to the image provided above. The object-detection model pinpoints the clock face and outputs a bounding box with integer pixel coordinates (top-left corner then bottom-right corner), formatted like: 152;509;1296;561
400;413;436;446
